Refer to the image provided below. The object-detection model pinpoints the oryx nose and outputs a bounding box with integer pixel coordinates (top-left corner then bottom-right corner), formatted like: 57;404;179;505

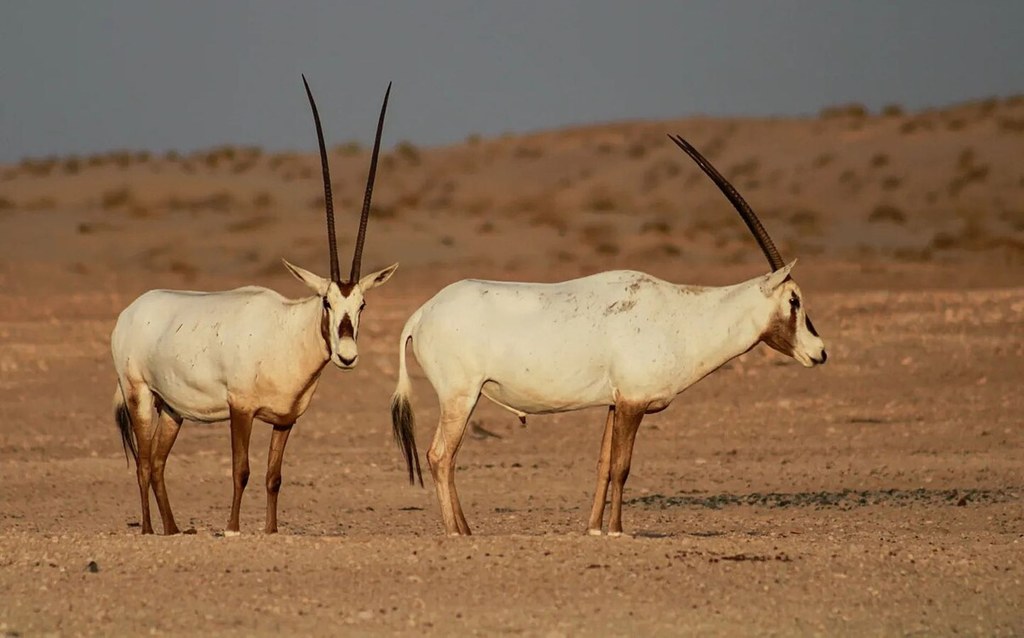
338;354;357;366
818;350;828;364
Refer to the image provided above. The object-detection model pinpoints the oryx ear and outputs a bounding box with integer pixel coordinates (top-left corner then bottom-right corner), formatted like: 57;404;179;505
359;263;399;291
759;259;797;296
282;259;330;296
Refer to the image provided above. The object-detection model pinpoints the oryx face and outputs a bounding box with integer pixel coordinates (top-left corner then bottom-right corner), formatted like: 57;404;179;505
758;264;827;368
319;266;399;369
285;260;399;370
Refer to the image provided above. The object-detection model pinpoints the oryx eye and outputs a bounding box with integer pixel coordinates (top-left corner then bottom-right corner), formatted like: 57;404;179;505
790;295;800;311
322;297;331;311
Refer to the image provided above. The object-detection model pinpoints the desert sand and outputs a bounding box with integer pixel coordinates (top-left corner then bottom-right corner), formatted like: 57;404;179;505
1;97;1022;635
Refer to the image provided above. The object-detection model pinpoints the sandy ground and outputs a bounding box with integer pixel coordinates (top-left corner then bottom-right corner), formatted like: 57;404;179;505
1;99;1023;635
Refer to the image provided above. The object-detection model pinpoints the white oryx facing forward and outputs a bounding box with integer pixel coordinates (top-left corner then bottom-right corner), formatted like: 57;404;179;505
111;77;398;535
392;135;827;537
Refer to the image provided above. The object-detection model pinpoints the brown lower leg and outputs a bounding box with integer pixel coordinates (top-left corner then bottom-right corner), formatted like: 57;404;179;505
265;423;293;534
586;406;615;533
150;408;183;535
227;408;254;532
128;393;156;534
428;401;475;536
608;404;644;535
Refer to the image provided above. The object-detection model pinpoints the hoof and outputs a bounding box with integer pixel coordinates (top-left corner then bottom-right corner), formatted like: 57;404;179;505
586;528;603;537
223;530;241;537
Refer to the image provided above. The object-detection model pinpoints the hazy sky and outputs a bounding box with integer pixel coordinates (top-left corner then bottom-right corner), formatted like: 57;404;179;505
1;1;1022;163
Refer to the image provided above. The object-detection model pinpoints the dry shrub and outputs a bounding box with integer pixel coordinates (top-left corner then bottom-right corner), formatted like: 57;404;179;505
729;157;760;178
62;156;82;175
227;215;275;232
788;208;821;235
529;210;568;235
19;156;58;177
945;117;967;131
587;187;618;213
881;175;903;191
595;242;619;256
627;143;646;159
899;118;935;135
868;204;906;224
101;186;133;210
0;197;14;210
395;141;421;165
869;153;889;168
252;191;274;208
77;221;115;234
164;150;181;163
812;153;834;168
819;103;869;119
169;259;199;281
465;133;481;146
514;145;544;159
997;117;1024;133
476;220;495;234
370;202;398;219
881;104;904;117
333;141;362;156
640;218;672;235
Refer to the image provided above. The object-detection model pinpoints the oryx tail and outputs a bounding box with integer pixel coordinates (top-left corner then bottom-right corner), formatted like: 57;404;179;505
113;383;137;464
391;308;424;486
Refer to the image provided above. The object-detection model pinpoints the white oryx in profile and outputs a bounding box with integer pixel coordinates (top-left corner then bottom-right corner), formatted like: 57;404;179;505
391;134;827;536
111;76;398;535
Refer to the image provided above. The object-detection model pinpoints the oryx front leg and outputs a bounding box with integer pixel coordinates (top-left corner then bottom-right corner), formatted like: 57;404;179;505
264;423;293;534
607;403;645;537
427;392;479;536
150;405;183;535
586;406;615;535
227;407;254;533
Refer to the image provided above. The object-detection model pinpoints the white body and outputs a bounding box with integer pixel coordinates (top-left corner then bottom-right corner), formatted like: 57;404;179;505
401;265;819;417
112;285;328;426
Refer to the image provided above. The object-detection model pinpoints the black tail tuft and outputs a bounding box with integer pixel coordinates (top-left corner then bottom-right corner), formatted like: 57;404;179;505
390;394;423;487
115;401;137;466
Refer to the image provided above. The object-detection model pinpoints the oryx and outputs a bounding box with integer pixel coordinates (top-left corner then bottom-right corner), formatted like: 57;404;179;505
111;76;398;534
390;134;827;536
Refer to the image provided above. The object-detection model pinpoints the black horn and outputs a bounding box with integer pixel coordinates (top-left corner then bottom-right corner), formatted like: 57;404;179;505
302;75;341;283
668;134;785;271
351;82;391;282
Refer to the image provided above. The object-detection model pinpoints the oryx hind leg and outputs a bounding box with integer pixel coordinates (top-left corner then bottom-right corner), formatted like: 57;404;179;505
607;402;645;537
427;389;480;536
150;402;183;535
586;406;615;535
125;382;158;534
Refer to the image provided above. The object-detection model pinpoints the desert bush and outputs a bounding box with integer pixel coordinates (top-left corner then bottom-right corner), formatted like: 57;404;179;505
788;208;821;234
819;103;869;119
998;117;1024;133
252;191;274;208
0;197;15;210
395;141;421;165
24;196;57;211
881;104;904;117
588;194;617;212
226;215;275;232
333;141;362;156
640;218;672;235
812;153;834;168
945;117;967;131
627;143;646;159
101;186;133;210
899;118;935;135
868;204;907;224
869;153;889;168
465;133;481;146
514;145;544;159
881;175;903;191
476;220;495;233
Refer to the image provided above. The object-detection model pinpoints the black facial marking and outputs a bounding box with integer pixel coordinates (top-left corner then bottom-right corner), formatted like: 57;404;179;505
322;297;331;310
338;315;355;340
805;316;819;337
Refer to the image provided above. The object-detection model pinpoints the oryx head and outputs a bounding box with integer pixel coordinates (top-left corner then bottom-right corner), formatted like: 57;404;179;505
669;134;827;367
284;76;398;370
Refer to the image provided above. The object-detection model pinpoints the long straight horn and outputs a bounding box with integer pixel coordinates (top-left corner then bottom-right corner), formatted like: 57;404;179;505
302;74;341;283
350;82;391;282
668;134;785;271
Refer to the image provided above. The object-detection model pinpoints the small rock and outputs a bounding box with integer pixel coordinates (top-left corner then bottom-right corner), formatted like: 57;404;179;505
86;561;99;573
